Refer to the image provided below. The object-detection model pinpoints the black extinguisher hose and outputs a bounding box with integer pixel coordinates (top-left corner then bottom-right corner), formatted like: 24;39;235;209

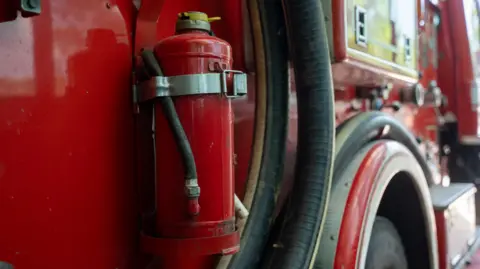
157;98;198;183
269;0;335;268
140;50;200;203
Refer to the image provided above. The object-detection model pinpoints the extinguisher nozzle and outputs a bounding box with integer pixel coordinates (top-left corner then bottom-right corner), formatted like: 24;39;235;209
185;179;201;216
188;198;201;216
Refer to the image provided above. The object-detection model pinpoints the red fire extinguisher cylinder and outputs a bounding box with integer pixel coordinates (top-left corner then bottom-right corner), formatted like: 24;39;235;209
141;11;242;260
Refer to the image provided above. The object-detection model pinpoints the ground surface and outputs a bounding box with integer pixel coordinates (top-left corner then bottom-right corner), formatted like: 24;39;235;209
469;250;480;268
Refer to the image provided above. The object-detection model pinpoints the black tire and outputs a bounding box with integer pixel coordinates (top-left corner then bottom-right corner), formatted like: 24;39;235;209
366;216;408;269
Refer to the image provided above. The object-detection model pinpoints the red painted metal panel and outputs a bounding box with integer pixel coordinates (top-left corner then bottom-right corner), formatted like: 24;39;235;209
435;212;448;269
0;1;138;268
437;0;456;118
443;0;479;140
332;0;347;61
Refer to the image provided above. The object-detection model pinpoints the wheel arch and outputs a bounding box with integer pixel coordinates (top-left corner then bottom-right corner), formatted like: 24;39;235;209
316;140;439;269
375;170;434;269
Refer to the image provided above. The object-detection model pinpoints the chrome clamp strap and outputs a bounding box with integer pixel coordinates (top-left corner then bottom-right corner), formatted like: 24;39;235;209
137;70;247;102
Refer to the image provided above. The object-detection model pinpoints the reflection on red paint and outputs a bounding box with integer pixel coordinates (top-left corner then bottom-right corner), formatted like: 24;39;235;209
0;1;137;268
334;143;387;269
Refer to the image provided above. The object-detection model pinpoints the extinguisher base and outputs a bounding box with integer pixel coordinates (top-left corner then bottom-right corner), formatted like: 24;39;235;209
141;231;240;257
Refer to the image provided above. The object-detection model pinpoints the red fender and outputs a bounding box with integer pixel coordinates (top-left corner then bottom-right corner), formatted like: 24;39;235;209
316;140;439;269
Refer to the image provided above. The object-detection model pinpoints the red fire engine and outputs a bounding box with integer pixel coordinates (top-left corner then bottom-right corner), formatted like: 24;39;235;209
2;0;480;268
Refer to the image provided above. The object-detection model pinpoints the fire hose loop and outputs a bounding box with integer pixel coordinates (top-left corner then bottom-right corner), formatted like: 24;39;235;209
265;0;336;268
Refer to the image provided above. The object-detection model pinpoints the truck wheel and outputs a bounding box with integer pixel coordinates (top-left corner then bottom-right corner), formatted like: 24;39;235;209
365;216;408;269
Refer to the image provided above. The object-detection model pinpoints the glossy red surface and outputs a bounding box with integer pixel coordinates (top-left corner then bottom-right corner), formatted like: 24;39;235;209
0;0;470;268
0;1;138;269
331;59;417;88
437;0;456;119
332;0;346;61
141;230;240;257
334;142;387;268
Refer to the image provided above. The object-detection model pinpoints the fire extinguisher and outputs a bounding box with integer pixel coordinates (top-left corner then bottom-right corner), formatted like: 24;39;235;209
135;11;247;263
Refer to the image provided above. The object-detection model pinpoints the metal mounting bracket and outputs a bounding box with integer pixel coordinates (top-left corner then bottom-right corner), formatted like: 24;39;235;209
137;71;248;103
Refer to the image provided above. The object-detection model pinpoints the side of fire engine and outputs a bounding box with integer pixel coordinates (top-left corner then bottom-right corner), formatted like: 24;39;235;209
1;0;480;269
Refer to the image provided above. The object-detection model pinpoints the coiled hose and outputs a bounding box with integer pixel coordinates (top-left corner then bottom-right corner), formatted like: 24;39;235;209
267;0;335;268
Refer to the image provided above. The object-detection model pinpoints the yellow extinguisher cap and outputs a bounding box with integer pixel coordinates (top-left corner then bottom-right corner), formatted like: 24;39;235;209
176;11;221;32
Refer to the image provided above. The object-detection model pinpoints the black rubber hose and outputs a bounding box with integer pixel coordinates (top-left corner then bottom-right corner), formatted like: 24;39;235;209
157;98;198;184
210;12;288;268
334;111;435;186
140;50;199;194
225;0;289;268
267;0;335;268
